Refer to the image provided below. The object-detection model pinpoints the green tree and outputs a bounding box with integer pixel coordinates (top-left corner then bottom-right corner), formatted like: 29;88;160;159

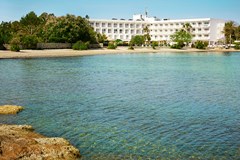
130;35;145;46
170;29;192;48
20;11;41;35
44;14;97;43
0;22;13;49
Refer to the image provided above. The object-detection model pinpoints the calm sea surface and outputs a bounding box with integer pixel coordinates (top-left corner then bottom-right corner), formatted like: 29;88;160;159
0;52;240;159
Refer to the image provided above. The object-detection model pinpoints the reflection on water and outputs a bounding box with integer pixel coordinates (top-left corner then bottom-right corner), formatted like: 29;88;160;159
0;52;240;159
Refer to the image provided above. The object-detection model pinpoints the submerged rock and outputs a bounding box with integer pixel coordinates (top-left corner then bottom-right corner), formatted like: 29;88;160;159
0;124;81;160
0;105;24;114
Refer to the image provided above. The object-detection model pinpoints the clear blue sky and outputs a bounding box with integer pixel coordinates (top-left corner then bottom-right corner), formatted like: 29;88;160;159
1;0;240;23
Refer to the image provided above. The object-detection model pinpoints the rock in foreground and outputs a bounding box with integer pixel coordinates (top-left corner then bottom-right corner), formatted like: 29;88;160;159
0;124;81;160
0;105;24;114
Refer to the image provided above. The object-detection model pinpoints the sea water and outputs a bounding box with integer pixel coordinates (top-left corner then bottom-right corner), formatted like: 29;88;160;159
0;52;239;159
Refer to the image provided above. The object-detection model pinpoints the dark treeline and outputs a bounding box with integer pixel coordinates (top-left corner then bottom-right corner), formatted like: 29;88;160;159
0;11;103;50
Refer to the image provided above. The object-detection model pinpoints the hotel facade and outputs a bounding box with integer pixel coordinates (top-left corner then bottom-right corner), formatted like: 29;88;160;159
90;13;226;45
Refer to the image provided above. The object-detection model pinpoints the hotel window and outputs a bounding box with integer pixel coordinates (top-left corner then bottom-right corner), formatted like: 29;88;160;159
198;22;202;25
155;24;158;27
114;29;118;33
114;23;118;27
198;29;202;31
120;35;123;39
160;24;163;26
126;35;129;39
170;29;173;32
96;23;100;27
192;34;195;37
90;23;94;26
204;29;209;31
176;23;179;26
131;30;134;34
125;24;129;28
192;29;196;31
170;24;173;26
165;24;168;26
165;35;168;38
155;36;158;39
165;29;168;32
108;23;112;27
102;23;106;27
204;34;209;37
204;22;209;25
192;22;196;25
119;24;123;28
175;29;178;32
96;29;100;32
136;24;140;28
160;35;163;38
137;30;141;34
120;29;123;33
102;29;106;33
114;35;117;39
108;29;112;33
159;30;162;32
198;35;202;37
155;30;157;32
130;24;134;28
125;30;129;34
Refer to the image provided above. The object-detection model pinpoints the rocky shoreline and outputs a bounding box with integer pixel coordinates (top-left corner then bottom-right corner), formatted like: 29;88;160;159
0;105;81;159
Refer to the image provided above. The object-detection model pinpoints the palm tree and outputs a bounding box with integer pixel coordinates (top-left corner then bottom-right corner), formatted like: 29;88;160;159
183;23;193;33
235;26;240;41
143;25;151;45
223;21;236;44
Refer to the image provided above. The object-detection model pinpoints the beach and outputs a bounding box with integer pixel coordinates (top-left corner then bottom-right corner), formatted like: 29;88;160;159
0;47;238;59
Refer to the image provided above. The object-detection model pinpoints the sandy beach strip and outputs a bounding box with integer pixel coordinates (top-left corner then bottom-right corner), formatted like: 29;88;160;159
0;47;239;59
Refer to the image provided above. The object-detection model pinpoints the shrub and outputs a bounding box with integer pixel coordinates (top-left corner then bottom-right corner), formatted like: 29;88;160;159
195;41;208;49
170;42;184;49
128;45;134;50
234;43;240;50
0;43;6;50
152;41;158;49
10;36;21;52
10;45;20;52
21;35;38;49
72;41;89;50
115;39;123;46
107;42;117;49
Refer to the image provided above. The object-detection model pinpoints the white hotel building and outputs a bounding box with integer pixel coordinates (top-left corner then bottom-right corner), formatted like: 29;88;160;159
90;13;226;45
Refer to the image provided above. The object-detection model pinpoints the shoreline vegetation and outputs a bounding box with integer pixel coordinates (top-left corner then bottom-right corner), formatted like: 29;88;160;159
0;105;81;159
0;47;239;59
